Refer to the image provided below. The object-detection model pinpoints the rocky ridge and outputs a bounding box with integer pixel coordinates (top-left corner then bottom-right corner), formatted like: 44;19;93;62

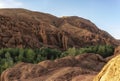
0;53;106;81
0;8;119;49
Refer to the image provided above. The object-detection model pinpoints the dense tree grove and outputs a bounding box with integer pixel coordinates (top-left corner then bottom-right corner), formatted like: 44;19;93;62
62;45;114;58
0;45;114;73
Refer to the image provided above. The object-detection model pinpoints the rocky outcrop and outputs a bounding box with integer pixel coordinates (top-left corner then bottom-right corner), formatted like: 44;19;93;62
93;54;120;81
0;8;119;49
114;46;120;55
0;53;106;81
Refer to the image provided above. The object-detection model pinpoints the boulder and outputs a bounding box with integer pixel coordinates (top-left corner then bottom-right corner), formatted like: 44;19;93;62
93;54;120;81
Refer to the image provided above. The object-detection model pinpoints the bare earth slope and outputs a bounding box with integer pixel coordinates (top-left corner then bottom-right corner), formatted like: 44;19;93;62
0;8;119;49
0;53;106;81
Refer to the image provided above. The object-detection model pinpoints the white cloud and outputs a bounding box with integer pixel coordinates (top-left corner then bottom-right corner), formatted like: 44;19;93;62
0;0;23;8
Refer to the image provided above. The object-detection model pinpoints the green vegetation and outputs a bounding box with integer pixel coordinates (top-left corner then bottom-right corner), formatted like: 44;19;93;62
0;45;114;73
61;45;114;58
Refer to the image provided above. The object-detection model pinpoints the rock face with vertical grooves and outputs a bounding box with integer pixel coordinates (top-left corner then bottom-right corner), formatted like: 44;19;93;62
93;54;120;81
0;8;119;49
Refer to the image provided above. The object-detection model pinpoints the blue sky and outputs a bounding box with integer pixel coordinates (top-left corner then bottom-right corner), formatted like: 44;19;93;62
0;0;120;39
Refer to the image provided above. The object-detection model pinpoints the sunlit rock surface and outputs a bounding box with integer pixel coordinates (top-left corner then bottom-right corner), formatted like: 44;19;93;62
94;54;120;81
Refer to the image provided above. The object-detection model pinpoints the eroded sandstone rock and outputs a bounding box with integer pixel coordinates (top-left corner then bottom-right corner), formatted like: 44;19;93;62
114;46;120;55
0;54;106;81
93;54;120;81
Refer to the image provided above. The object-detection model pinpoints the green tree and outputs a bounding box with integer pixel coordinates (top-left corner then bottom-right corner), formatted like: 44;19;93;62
67;47;76;56
4;52;14;69
18;48;25;62
25;49;35;63
97;45;105;53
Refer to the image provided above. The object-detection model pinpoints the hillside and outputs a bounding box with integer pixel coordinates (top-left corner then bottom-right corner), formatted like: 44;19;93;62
0;8;119;49
1;53;106;81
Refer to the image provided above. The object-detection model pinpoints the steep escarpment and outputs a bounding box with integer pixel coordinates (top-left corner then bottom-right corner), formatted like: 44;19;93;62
0;8;119;49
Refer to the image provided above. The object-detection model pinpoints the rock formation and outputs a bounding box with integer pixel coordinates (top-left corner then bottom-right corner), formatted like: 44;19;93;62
39;28;48;45
93;54;120;81
0;8;119;49
114;46;120;55
0;53;106;81
0;8;119;81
